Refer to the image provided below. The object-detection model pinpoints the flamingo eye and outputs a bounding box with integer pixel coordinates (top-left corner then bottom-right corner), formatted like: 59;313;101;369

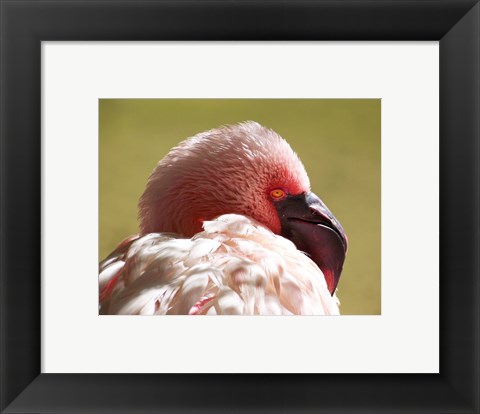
270;189;286;200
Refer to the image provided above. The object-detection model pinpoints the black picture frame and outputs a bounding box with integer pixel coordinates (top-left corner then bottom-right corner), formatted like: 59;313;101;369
1;1;479;413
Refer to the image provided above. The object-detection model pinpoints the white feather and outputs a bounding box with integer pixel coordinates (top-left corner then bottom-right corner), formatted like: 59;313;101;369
99;214;339;315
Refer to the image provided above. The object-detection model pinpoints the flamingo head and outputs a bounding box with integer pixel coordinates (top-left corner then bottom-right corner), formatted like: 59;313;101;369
139;121;347;294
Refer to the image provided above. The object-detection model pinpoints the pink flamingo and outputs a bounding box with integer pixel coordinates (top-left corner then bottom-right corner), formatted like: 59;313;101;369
99;122;347;315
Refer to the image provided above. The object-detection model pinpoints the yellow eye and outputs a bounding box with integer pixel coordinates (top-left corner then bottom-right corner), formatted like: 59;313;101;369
270;189;285;199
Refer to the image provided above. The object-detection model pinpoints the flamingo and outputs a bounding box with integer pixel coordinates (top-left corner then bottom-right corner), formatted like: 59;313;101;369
99;121;347;315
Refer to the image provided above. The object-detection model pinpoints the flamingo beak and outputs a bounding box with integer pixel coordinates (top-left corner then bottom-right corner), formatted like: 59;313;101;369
274;192;348;295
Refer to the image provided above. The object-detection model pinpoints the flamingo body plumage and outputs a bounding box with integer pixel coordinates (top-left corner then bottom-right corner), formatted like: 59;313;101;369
100;121;347;315
100;214;339;315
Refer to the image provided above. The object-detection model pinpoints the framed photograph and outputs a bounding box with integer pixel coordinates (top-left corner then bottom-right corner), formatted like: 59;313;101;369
1;1;479;413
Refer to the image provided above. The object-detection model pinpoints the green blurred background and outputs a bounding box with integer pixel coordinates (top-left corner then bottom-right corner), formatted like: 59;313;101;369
99;99;381;315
